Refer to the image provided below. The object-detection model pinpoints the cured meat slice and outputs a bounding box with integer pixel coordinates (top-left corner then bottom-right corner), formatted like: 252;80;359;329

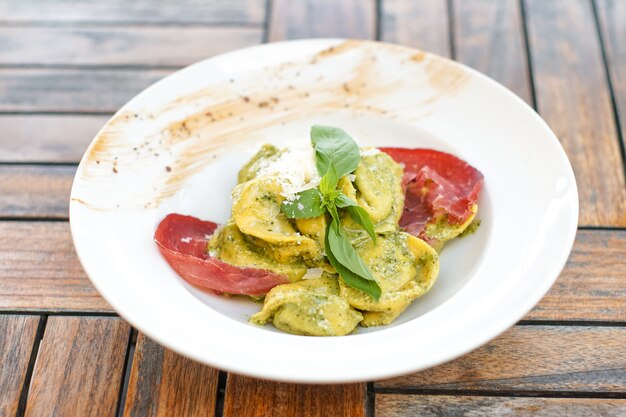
154;213;289;295
380;148;483;242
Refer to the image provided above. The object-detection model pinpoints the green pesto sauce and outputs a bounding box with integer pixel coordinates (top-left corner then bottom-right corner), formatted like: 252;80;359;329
458;218;481;238
237;144;281;184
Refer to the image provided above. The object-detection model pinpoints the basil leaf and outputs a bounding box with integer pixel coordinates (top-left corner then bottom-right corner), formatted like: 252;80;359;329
281;188;325;219
325;219;381;300
334;193;377;242
327;218;374;280
335;193;355;208
346;206;377;243
311;125;360;178
318;163;339;196
327;202;339;224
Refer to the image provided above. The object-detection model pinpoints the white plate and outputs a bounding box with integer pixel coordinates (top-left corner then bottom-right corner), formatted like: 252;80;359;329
70;39;578;383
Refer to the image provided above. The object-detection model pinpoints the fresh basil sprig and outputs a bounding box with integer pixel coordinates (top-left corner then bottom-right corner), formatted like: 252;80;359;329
281;125;381;300
281;188;325;219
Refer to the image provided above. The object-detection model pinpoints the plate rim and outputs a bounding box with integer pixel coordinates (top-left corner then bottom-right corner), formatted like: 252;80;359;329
69;38;579;383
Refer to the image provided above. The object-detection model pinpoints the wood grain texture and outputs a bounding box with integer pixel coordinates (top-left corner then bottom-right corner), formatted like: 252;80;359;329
0;222;111;312
453;0;532;103
123;333;219;417
528;229;626;321
376;394;626;417
0;26;262;67
223;374;365;417
0;0;266;24
25;316;130;417
0;165;75;218
377;325;626;391
380;0;450;57
268;0;376;41
0;115;107;163
525;0;626;226
0;68;170;113
0;315;40;417
597;0;626;162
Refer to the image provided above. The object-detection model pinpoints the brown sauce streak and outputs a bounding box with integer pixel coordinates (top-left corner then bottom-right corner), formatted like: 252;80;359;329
424;56;469;94
74;40;470;210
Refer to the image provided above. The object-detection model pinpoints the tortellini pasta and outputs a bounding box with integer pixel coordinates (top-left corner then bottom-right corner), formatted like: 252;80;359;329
250;276;363;336
210;145;472;336
232;177;323;266
424;205;478;252
339;233;439;326
210;220;307;282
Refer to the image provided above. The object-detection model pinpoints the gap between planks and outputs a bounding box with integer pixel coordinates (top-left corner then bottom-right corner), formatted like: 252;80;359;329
214;371;228;417
591;0;626;189
519;0;539;110
15;315;47;417
115;328;137;417
373;388;626;399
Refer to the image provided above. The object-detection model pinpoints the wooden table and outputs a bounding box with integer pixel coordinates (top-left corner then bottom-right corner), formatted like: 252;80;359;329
1;0;625;416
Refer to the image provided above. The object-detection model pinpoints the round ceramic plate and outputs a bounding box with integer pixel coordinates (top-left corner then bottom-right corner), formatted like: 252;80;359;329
70;39;578;383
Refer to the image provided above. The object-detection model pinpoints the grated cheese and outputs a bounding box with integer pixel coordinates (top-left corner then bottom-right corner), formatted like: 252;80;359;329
360;147;381;157
255;146;321;201
302;267;324;280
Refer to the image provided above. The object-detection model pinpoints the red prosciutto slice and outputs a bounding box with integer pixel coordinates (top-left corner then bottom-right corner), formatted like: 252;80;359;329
380;148;483;241
154;213;289;295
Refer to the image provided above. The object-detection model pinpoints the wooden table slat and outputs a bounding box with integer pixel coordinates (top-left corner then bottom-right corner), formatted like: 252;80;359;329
596;0;626;162
0;315;40;417
223;374;365;417
453;0;532;104
0;221;111;312
0;68;170;113
268;0;376;41
377;325;626;392
123;333;219;417
376;394;626;417
0;0;267;24
25;316;130;417
525;0;626;226
527;229;626;321
0;26;263;67
380;0;451;57
0;165;75;219
0;115;107;163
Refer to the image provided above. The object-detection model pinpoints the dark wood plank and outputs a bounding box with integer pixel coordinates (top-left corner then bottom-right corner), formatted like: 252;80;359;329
0;115;107;163
377;325;626;392
0;315;40;417
380;0;451;57
0;222;112;312
223;375;365;417
25;316;129;417
525;0;626;226
0;68;170;113
124;334;219;417
268;0;376;41
596;0;626;162
528;229;626;321
0;165;75;218
453;0;532;103
0;0;266;24
376;394;626;417
0;26;262;67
